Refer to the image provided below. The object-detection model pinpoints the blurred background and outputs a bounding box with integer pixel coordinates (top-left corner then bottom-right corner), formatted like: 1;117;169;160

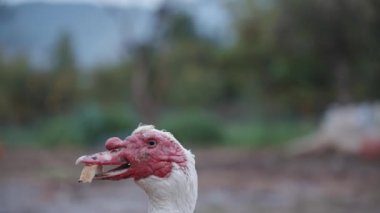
1;0;380;212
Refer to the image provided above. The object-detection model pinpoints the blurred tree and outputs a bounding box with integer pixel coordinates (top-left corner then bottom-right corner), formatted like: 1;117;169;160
0;33;77;124
224;0;380;117
130;44;157;122
127;4;216;122
90;65;131;104
2;0;379;127
0;55;30;123
47;33;78;113
52;33;76;72
0;53;51;123
275;0;377;103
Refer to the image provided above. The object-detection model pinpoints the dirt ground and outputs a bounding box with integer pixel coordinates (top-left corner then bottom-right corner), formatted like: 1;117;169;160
1;147;380;213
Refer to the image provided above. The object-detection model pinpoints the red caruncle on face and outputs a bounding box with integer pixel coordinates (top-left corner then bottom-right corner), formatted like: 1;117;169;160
119;130;187;180
78;128;188;181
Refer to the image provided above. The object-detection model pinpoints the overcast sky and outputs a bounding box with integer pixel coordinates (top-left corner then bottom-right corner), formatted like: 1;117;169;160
2;0;187;9
0;0;233;68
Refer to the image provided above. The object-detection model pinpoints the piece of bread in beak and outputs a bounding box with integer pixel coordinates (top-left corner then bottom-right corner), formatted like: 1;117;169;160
78;165;97;183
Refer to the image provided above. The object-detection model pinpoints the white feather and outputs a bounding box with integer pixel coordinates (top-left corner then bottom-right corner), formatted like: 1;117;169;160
133;125;198;213
136;151;198;213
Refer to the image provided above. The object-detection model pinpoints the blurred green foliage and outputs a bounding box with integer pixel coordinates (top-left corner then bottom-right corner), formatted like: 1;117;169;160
225;120;315;147
1;105;138;147
37;114;86;147
1;0;380;147
159;110;224;146
36;105;138;147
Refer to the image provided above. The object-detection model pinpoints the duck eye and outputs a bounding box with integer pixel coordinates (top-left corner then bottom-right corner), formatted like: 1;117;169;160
148;140;157;147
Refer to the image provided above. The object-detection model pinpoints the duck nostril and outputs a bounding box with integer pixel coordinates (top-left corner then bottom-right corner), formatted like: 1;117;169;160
91;156;97;160
110;149;119;153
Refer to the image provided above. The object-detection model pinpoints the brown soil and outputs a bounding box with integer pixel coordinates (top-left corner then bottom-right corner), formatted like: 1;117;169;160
1;147;380;213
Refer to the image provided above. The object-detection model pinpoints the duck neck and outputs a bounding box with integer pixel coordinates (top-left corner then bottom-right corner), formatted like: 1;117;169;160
136;161;198;213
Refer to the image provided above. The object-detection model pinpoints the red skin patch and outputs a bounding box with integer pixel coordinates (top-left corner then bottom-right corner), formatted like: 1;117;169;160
105;137;125;150
82;129;188;181
122;131;187;180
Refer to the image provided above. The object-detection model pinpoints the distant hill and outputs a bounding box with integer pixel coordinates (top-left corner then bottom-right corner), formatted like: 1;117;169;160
0;3;155;68
0;2;232;69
